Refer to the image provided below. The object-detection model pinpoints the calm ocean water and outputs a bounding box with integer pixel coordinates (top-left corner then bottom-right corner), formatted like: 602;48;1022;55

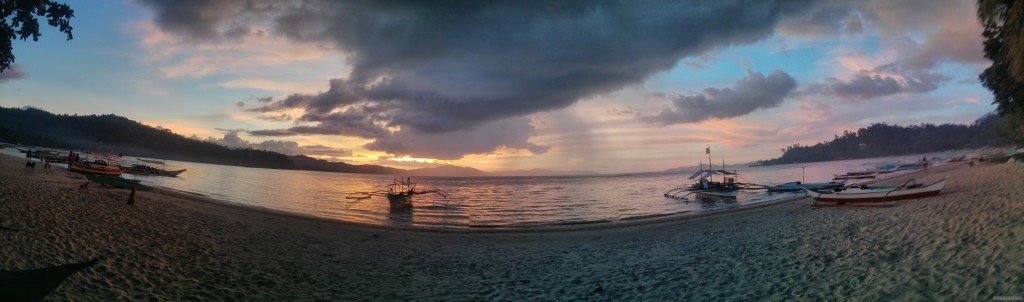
5;148;963;229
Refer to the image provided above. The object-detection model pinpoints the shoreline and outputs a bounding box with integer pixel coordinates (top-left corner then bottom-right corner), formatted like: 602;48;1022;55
5;151;810;233
2;151;1022;300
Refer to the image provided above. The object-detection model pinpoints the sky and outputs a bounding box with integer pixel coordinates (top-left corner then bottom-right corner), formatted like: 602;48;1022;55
0;0;997;174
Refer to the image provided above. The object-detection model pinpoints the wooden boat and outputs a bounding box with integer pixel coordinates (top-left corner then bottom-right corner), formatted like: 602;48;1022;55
69;162;122;176
768;181;846;192
121;164;186;176
138;158;165;165
664;169;745;199
85;174;154;191
805;178;947;207
346;178;448;209
832;173;877;180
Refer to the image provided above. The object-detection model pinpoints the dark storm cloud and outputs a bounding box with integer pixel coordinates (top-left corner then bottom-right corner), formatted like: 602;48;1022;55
209;130;354;157
363;117;549;160
138;0;807;135
640;70;797;125
0;64;26;84
248;107;389;138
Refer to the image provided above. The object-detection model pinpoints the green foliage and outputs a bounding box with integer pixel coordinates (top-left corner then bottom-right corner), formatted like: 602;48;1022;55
0;107;296;169
0;0;74;72
754;114;1020;166
978;0;1024;136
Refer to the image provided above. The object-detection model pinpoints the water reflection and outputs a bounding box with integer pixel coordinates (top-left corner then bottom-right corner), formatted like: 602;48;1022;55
90;151;960;229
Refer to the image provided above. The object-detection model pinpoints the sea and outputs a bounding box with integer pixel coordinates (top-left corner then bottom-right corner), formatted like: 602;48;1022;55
4;148;971;229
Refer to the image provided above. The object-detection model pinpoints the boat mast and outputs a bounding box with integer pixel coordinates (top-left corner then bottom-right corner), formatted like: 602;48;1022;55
706;145;712;182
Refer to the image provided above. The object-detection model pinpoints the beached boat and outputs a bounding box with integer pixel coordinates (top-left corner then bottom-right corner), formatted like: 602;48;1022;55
138;158;165;165
805;178;947;207
69;162;122;176
121;164;186;176
768;181;846;192
85;174;154;191
832;173;877;180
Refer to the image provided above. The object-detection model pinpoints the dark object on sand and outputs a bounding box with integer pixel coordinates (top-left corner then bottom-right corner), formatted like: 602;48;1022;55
0;258;99;302
127;187;136;205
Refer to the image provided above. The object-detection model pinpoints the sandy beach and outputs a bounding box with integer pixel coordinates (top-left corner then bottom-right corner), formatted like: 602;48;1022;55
1;154;1022;301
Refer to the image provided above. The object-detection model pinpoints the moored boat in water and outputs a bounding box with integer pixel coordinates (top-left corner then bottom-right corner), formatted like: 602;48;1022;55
346;178;449;210
121;164;186;176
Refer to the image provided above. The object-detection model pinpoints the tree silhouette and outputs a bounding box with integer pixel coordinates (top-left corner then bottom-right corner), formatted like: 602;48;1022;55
978;0;1024;135
0;0;74;72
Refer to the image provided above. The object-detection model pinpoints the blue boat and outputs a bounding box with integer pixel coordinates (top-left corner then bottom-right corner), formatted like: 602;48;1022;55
768;181;846;192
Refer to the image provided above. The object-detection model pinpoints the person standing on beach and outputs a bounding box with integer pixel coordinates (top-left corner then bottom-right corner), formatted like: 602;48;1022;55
922;157;928;171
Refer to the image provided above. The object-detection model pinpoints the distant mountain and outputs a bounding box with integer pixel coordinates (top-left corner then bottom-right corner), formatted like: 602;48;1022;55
0;107;295;169
488;169;599;177
289;155;404;175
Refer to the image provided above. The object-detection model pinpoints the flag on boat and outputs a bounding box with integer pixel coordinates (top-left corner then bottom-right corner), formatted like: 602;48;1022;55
705;146;710;154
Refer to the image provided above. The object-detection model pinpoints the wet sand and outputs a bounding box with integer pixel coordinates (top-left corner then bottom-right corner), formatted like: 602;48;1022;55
1;153;1022;300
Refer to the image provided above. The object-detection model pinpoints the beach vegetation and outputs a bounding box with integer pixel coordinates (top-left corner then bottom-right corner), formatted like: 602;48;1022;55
978;0;1024;137
0;106;296;169
0;0;74;72
754;113;1020;166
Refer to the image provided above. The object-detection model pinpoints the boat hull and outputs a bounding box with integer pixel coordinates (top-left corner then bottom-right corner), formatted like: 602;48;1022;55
69;162;122;176
695;190;739;198
387;194;413;208
807;178;946;204
769;181;846;192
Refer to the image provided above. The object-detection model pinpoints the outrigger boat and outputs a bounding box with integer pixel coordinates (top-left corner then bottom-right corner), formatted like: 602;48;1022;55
346;178;449;209
665;148;755;200
69;162;122;176
805;177;947;207
121;164;187;176
69;152;123;176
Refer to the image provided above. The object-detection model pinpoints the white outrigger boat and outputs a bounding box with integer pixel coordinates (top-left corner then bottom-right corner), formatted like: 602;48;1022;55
664;147;754;200
805;177;948;207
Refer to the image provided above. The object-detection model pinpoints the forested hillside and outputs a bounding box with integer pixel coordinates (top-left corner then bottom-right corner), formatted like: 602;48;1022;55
754;113;1020;166
0;107;296;169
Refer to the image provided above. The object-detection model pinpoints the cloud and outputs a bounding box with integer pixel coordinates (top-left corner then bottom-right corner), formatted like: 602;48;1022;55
639;70;798;125
0;64;26;84
805;64;949;101
208;130;354;157
249;107;389;139
138;0;810;135
797;0;982;101
363;117;549;160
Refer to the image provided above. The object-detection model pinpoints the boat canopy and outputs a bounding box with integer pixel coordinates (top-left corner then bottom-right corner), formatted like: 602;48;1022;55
687;169;739;180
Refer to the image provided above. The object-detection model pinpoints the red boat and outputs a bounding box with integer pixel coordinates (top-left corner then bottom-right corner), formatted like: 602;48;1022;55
806;178;947;207
69;162;122;176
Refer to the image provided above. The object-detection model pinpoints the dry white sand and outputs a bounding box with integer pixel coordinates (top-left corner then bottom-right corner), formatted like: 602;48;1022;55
1;153;1022;301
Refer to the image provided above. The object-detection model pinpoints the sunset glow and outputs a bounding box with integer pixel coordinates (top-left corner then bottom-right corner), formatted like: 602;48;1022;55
0;0;996;173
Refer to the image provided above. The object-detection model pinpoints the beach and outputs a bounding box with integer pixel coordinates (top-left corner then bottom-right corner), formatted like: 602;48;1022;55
1;154;1023;301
